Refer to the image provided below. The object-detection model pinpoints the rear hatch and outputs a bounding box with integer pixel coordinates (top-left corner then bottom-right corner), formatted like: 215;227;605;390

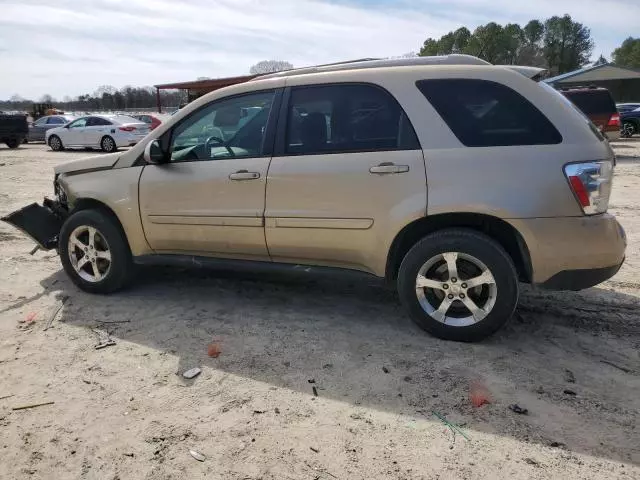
561;89;618;135
0;114;28;136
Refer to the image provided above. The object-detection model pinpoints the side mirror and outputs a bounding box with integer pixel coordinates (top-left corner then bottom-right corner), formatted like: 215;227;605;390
144;139;166;164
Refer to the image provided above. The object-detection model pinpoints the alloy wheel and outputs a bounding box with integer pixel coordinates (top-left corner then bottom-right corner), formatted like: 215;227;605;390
415;251;497;326
67;225;112;283
102;137;115;152
50;136;61;150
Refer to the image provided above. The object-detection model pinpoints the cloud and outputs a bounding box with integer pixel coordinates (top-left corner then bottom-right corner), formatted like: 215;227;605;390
0;0;636;99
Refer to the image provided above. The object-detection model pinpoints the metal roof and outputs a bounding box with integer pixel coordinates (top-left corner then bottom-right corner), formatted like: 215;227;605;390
545;64;640;84
154;74;258;91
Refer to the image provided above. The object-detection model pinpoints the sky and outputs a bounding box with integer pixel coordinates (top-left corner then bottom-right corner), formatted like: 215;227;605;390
0;0;637;100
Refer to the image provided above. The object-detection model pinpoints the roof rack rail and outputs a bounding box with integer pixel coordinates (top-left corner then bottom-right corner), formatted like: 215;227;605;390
256;54;490;80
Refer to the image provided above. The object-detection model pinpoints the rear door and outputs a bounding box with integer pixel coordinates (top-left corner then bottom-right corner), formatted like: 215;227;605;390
84;117;113;146
264;83;426;275
29;117;48;141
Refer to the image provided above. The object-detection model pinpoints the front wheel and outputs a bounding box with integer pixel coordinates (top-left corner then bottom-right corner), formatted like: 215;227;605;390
397;229;519;342
101;136;117;153
49;135;64;151
59;209;133;293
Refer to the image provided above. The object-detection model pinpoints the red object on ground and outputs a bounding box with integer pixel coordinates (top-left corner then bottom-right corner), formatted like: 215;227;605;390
469;382;492;407
207;341;221;358
25;312;37;323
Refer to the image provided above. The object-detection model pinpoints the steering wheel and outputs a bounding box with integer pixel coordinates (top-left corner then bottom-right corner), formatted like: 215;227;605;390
204;136;235;158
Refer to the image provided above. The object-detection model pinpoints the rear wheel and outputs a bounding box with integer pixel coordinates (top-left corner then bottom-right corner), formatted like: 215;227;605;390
49;135;64;151
101;136;117;153
398;229;519;342
59;209;133;293
5;138;20;149
622;121;636;137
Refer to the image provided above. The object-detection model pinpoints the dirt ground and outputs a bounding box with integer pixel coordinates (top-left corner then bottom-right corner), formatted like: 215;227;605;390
0;140;639;480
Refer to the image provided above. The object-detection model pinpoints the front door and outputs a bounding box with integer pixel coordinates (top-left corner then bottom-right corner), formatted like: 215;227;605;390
264;83;427;275
65;117;88;145
139;89;280;259
84;117;113;146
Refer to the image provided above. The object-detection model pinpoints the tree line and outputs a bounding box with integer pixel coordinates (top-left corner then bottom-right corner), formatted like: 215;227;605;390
0;85;184;113
419;14;598;74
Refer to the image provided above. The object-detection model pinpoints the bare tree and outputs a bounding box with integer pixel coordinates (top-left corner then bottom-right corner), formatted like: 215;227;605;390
249;60;293;75
39;94;54;103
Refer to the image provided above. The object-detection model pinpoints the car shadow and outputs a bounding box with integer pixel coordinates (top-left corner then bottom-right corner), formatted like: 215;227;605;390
35;264;640;466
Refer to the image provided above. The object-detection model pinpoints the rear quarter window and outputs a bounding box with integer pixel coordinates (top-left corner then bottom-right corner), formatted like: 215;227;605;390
416;79;562;147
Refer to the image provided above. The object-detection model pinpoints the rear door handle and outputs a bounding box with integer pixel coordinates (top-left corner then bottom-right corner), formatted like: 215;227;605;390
229;170;260;181
369;162;409;174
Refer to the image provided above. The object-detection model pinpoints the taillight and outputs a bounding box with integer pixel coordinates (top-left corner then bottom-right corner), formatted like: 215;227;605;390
564;161;613;215
607;114;620;127
119;126;136;132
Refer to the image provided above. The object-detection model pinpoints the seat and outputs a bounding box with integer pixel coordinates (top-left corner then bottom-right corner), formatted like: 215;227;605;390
299;112;328;153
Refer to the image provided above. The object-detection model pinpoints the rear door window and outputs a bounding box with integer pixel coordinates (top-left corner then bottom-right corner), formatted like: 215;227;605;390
284;84;419;155
416;79;562;147
563;90;616;115
47;117;65;125
87;117;112;127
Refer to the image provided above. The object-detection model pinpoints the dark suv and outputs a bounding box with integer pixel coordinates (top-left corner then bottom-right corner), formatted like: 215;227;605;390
560;86;620;140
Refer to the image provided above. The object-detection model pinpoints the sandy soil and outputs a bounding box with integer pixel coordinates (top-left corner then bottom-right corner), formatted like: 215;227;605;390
0;140;638;480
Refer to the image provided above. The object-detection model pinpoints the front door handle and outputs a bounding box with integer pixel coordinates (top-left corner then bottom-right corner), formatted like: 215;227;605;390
369;162;410;174
229;170;260;181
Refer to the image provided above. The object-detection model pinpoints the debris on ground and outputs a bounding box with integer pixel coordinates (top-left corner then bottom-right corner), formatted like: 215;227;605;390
312;386;318;397
182;368;202;379
549;441;566;449
0;394;15;401
44;296;69;331
432;411;470;441
308;378;316;384
524;458;540;466
189;449;206;462
564;369;576;383
12;401;55;411
509;404;529;415
206;340;221;358
91;328;116;350
469;381;491;407
600;360;632;373
382;366;390;374
310;446;320;453
563;389;577;396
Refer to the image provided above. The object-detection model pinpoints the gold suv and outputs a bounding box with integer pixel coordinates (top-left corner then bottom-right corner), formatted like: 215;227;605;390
3;55;626;341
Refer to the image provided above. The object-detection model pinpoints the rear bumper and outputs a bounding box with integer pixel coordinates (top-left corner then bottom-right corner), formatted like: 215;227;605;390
606;129;621;141
508;214;626;288
1;198;67;249
538;260;624;290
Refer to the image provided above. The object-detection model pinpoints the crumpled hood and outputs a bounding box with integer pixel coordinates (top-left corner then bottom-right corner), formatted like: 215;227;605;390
54;152;120;175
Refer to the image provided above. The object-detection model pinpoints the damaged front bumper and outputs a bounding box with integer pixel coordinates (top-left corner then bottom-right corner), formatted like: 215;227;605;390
1;198;68;250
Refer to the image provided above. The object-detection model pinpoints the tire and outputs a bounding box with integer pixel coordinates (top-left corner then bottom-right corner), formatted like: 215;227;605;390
397;228;519;342
59;209;133;294
100;136;117;153
49;135;64;151
5;138;20;149
622;121;636;137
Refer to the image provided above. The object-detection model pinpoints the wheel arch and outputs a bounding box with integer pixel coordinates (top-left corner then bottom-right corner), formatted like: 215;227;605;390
71;198;132;255
386;213;532;284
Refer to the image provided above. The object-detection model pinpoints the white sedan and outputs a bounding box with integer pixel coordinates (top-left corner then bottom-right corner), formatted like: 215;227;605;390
46;115;150;153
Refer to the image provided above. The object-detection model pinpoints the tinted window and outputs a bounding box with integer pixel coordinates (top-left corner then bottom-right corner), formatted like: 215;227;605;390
285;84;419;155
47;116;65;125
416;79;562;147
34;118;47;126
170;90;275;162
563;90;616;115
87;117;112;126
